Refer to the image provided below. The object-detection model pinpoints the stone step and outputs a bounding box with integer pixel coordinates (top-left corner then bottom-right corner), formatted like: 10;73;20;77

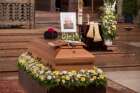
0;57;18;72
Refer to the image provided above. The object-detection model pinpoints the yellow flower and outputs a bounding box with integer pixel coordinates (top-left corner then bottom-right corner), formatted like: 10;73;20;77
53;71;59;75
90;70;96;74
65;76;70;80
37;64;44;68
77;74;81;78
62;76;66;79
99;75;105;79
93;76;97;80
20;59;26;64
71;70;77;75
112;25;116;30
62;79;65;84
68;72;73;76
39;75;45;81
80;77;86;82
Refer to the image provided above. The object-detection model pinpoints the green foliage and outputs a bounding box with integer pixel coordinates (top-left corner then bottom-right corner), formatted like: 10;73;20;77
60;32;81;41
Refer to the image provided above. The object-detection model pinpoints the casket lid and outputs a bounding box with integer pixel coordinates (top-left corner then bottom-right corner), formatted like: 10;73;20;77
28;39;95;71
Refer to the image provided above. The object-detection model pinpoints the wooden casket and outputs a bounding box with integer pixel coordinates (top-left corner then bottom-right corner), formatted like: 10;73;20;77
27;39;95;71
19;39;106;93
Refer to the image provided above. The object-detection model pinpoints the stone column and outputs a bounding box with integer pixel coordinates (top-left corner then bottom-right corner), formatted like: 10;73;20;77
78;0;83;25
117;0;123;20
134;0;140;24
50;0;56;12
69;0;78;12
91;0;94;14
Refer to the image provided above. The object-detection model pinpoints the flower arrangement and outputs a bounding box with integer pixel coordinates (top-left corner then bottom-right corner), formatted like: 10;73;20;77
101;0;117;41
18;52;107;89
60;32;81;42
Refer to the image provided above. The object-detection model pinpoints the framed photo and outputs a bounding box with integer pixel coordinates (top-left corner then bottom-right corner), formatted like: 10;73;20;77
60;12;77;32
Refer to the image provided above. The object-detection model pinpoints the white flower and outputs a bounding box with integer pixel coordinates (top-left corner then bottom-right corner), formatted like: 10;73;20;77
77;74;81;78
65;76;70;80
62;80;65;84
53;75;56;79
20;52;28;57
39;70;44;74
80;69;85;73
47;75;52;80
47;70;52;74
97;68;103;74
61;71;67;74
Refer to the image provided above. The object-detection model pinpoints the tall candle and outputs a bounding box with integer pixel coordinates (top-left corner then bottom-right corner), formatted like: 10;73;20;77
86;14;90;25
78;0;83;25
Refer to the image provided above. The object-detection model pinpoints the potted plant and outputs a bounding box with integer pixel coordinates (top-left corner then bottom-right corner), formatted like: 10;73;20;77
122;0;138;23
101;0;117;46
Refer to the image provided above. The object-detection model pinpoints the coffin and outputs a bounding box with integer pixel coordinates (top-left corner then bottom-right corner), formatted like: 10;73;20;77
19;39;106;93
28;39;95;71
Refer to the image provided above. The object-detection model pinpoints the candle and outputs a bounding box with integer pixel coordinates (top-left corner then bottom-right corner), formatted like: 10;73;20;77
86;14;90;25
78;0;83;25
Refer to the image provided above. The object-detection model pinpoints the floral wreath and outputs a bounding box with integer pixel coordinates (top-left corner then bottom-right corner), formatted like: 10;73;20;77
18;52;107;89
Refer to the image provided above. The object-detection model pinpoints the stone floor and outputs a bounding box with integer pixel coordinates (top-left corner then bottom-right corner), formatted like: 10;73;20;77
0;79;133;93
127;42;140;47
106;71;140;93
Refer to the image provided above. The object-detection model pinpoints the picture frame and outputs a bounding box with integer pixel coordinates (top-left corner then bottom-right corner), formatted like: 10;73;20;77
60;12;77;32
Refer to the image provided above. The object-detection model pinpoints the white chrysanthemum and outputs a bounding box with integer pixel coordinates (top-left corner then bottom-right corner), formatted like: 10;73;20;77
77;74;81;78
97;68;103;74
80;69;85;73
61;71;67;74
47;75;52;80
39;70;44;74
65;76;70;80
52;75;56;79
62;80;65;84
46;70;52;74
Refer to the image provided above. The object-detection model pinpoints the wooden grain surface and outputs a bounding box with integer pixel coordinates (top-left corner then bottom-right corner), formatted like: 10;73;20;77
28;39;95;71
